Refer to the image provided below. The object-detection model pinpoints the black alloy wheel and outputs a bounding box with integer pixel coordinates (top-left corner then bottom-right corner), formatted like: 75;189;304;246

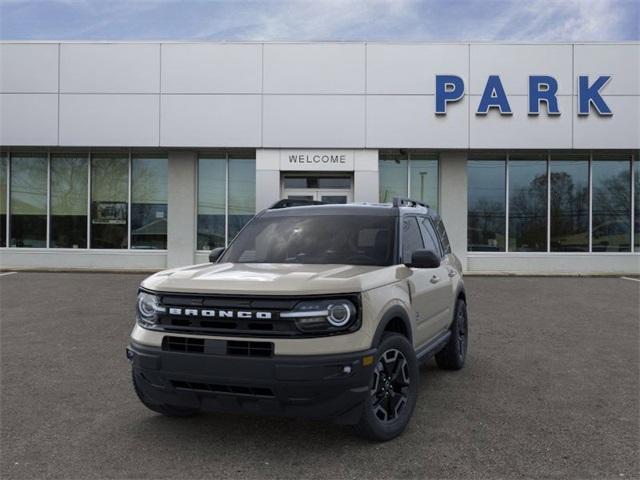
371;348;410;423
355;333;418;441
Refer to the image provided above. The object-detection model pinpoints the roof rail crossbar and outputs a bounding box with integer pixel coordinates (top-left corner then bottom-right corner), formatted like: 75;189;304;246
269;198;326;209
392;197;429;209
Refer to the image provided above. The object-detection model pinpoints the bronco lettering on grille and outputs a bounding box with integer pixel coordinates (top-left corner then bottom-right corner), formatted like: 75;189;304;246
167;308;273;320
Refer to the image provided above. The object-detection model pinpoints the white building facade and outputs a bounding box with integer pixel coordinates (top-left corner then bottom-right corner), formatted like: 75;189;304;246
0;41;638;273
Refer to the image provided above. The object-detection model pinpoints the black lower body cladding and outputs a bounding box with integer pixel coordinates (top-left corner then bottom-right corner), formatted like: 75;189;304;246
128;341;377;424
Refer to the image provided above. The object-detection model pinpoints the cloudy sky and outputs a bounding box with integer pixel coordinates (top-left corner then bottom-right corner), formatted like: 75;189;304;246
0;0;638;41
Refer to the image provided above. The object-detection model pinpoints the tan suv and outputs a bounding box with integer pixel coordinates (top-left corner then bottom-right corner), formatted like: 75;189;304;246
127;197;468;441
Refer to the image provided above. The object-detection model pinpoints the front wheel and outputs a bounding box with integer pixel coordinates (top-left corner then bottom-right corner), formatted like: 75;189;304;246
354;333;419;441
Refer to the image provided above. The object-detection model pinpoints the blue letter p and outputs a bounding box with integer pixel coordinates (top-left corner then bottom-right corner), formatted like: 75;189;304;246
435;75;464;115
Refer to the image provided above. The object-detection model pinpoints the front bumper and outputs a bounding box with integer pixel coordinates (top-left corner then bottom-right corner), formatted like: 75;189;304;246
128;341;376;424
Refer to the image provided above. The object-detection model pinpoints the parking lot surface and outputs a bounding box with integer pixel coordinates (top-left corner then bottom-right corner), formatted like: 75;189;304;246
1;273;638;480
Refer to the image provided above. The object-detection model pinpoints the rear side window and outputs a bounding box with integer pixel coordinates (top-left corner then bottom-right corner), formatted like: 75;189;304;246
435;218;451;254
401;217;424;263
419;217;442;258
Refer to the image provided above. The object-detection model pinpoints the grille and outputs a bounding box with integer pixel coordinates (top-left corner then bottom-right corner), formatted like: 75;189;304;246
171;380;274;398
153;293;360;338
227;341;274;357
162;336;204;353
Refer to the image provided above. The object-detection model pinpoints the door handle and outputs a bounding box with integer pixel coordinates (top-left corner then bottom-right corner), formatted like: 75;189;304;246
448;269;457;278
430;275;440;284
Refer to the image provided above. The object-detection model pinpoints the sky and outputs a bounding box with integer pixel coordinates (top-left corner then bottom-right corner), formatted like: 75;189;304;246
0;0;638;42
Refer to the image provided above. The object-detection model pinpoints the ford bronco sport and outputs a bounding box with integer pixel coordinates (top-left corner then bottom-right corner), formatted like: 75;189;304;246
127;197;468;441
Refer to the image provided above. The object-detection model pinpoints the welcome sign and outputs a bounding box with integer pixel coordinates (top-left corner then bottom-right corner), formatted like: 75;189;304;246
279;150;355;171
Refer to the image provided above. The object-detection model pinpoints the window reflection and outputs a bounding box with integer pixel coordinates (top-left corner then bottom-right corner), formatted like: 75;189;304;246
0;155;6;247
410;154;438;210
508;155;547;252
550;155;589;252
468;158;506;251
50;155;88;248
197;157;226;250
379;151;407;203
592;155;631;252
131;156;168;249
228;156;256;242
10;154;47;248
91;155;128;249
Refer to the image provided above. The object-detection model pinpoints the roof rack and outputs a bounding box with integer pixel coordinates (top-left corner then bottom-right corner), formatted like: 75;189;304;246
270;198;326;209
392;197;429;209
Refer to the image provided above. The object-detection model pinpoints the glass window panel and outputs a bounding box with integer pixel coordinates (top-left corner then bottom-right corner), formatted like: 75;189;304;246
379;151;407;203
228;157;256;242
131;155;168;250
549;155;589;252
50;154;88;248
197;156;226;250
592;154;631;252
317;177;350;189
0;154;6;247
91;154;128;249
467;159;506;252
10;154;47;248
419;217;442;257
508;155;548;252
401;216;424;263
409;154;438;211
283;177;308;188
635;156;639;251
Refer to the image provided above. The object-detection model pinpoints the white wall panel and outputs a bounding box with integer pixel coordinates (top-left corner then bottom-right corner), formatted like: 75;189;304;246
573;96;640;149
574;44;640;95
367;44;468;94
263;95;364;147
60;43;160;93
161;44;262;93
0;44;58;93
0;94;58;145
470;44;573;95
366;95;468;148
469;95;573;149
161;95;261;147
263;43;365;94
59;94;159;146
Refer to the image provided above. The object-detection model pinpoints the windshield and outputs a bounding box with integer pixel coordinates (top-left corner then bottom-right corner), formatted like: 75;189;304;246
221;214;396;266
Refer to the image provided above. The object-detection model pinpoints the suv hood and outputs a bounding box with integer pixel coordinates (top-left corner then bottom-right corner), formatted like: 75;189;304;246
141;262;401;295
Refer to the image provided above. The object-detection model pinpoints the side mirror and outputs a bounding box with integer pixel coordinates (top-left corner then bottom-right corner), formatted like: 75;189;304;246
209;247;225;263
407;249;440;269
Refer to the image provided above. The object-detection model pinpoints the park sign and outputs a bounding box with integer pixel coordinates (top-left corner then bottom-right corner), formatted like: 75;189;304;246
435;75;613;116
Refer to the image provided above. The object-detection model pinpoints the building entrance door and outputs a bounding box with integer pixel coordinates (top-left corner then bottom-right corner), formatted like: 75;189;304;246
281;175;353;204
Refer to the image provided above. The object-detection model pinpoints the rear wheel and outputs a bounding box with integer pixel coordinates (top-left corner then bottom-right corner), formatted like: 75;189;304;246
132;370;199;417
435;299;468;370
355;333;418;441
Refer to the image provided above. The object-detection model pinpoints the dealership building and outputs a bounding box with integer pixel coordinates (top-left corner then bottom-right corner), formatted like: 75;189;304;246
0;41;638;274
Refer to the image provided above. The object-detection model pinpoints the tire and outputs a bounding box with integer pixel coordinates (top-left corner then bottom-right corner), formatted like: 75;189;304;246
354;333;419;442
435;299;468;371
131;369;199;417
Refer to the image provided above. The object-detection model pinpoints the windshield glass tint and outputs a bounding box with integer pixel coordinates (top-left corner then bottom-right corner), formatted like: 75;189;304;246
221;214;396;266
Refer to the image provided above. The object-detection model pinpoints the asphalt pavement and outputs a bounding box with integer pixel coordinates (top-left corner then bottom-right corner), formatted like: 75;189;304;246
1;273;638;479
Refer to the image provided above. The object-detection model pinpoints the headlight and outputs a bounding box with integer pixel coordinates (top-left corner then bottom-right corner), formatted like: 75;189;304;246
136;291;165;327
281;299;358;333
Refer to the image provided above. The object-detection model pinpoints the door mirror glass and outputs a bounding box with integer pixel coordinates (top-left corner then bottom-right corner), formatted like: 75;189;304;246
407;249;440;269
209;247;225;263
